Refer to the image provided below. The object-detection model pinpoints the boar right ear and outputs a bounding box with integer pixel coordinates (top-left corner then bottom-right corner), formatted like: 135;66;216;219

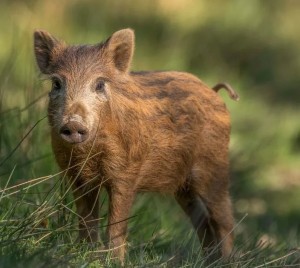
104;29;135;73
34;30;61;74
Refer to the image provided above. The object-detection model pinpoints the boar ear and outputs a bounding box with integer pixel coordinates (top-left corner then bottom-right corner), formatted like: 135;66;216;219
105;29;135;72
34;30;61;74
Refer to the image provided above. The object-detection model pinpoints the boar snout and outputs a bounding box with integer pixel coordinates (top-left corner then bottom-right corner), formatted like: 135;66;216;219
60;121;89;144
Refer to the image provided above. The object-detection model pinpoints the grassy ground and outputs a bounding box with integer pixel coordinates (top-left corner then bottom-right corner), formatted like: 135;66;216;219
0;178;299;267
0;179;299;267
1;1;300;267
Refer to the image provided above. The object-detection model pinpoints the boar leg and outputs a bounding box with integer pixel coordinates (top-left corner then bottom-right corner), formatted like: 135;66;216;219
176;189;234;259
106;186;135;264
201;192;234;258
176;190;215;251
72;185;100;243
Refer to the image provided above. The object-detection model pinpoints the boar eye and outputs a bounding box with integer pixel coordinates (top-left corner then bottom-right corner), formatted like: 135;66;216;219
96;80;105;93
52;78;62;91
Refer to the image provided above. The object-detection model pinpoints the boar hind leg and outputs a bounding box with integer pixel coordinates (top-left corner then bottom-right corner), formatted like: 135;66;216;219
176;188;234;259
176;190;215;252
72;185;100;243
200;191;234;259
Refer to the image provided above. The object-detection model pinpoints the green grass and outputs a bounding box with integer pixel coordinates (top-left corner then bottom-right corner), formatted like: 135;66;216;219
1;0;300;267
0;175;299;267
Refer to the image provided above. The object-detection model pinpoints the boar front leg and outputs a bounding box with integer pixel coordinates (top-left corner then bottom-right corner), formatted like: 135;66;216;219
72;184;100;243
106;185;135;264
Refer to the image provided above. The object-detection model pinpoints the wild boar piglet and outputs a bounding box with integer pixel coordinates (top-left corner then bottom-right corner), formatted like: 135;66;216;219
34;28;238;264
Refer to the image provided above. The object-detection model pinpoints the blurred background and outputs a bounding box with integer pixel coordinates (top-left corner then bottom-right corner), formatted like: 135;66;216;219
0;0;299;264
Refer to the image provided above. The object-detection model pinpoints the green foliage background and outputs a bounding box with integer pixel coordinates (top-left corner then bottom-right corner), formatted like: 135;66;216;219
0;0;299;266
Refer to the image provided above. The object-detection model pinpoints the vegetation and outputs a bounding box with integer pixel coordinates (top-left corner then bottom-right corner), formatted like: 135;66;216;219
0;0;299;266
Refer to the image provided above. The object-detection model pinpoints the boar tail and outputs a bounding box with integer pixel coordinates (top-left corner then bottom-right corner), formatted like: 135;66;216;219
212;82;239;101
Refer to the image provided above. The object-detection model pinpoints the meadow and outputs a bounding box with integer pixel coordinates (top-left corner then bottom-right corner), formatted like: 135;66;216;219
0;1;299;267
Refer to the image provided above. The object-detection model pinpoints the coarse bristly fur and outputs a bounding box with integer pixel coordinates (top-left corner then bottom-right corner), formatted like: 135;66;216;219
33;28;238;265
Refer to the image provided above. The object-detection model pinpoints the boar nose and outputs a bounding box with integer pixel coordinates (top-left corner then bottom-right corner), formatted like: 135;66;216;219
60;121;89;144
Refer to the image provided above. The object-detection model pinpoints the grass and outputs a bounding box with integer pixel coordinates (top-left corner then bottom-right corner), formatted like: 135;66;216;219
0;171;299;267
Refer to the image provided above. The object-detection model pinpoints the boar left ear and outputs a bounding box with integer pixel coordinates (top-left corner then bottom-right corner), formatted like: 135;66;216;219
105;29;135;73
34;30;62;74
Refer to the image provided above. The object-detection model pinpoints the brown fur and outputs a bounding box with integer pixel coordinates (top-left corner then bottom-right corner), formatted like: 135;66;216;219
33;28;237;264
